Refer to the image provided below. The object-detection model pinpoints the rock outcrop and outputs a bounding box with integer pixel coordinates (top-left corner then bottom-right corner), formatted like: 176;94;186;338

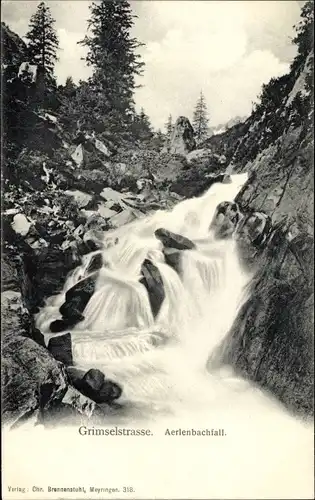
2;333;68;427
209;201;243;239
67;367;122;405
168;116;196;155
155;228;196;250
50;273;99;332
140;259;165;317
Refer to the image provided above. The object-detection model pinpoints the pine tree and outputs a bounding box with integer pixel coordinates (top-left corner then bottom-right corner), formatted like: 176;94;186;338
165;114;173;138
62;76;77;98
78;0;144;135
130;108;153;141
193;91;209;143
292;0;314;68
149;128;165;152
25;2;59;84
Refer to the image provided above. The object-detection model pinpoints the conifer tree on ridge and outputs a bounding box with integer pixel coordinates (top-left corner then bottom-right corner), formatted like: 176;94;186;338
193;91;209;143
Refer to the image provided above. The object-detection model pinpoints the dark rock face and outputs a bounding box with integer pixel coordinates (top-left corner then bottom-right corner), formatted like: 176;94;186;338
140;259;165;317
50;273;98;332
34;244;80;305
86;252;103;274
48;333;73;366
1;254;20;292
236;212;272;248
2;334;68;426
163;247;183;275
1;251;45;346
209;201;242;239
235;211;273;268
66;367;122;405
169;116;196;155
155;228;196;250
214;226;314;418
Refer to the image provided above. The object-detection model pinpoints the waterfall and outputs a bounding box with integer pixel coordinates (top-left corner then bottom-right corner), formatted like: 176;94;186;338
34;173;307;425
35;174;252;413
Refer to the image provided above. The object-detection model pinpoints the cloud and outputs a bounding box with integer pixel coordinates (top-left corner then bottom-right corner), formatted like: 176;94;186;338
134;1;297;128
55;29;91;84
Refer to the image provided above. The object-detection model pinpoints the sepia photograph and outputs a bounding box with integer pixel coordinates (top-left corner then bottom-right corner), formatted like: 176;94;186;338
1;0;314;499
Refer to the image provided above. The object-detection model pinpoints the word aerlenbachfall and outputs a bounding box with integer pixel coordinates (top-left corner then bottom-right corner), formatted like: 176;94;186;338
165;428;226;436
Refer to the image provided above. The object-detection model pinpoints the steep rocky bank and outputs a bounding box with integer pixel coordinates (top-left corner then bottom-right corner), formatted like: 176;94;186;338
209;35;314;418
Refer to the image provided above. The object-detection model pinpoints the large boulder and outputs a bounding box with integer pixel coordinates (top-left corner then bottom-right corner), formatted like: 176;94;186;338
140;259;165;317
209;201;243;239
86;252;104;274
163;247;183;275
2;334;68;426
34;244;80;305
155;228;196;250
50;273;98;333
66;367;122;405
48;333;73;366
235;211;273;267
168;116;196;155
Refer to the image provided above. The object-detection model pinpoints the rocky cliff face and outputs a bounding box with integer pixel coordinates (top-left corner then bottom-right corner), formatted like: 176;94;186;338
209;43;314;417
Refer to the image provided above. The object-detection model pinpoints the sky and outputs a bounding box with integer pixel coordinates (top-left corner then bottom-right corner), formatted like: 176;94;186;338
2;0;305;130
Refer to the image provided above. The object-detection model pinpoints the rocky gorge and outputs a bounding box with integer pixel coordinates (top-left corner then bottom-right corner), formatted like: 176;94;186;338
1;8;314;431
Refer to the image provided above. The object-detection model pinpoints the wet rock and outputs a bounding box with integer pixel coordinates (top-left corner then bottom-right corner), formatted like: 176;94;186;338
55;273;98;329
2;334;68;426
86;252;103;274
140;259;165;317
216;272;313;418
48;333;73;366
209;201;242;239
163;247;183;275
34;245;80;302
66;366;86;385
67;367;122;405
96;380;122;404
155;228;196;250
49;317;83;333
168;116;196;155
83;368;105;392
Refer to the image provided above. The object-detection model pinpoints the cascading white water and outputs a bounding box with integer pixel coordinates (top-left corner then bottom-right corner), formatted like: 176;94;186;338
36;173;250;410
35;173;310;430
